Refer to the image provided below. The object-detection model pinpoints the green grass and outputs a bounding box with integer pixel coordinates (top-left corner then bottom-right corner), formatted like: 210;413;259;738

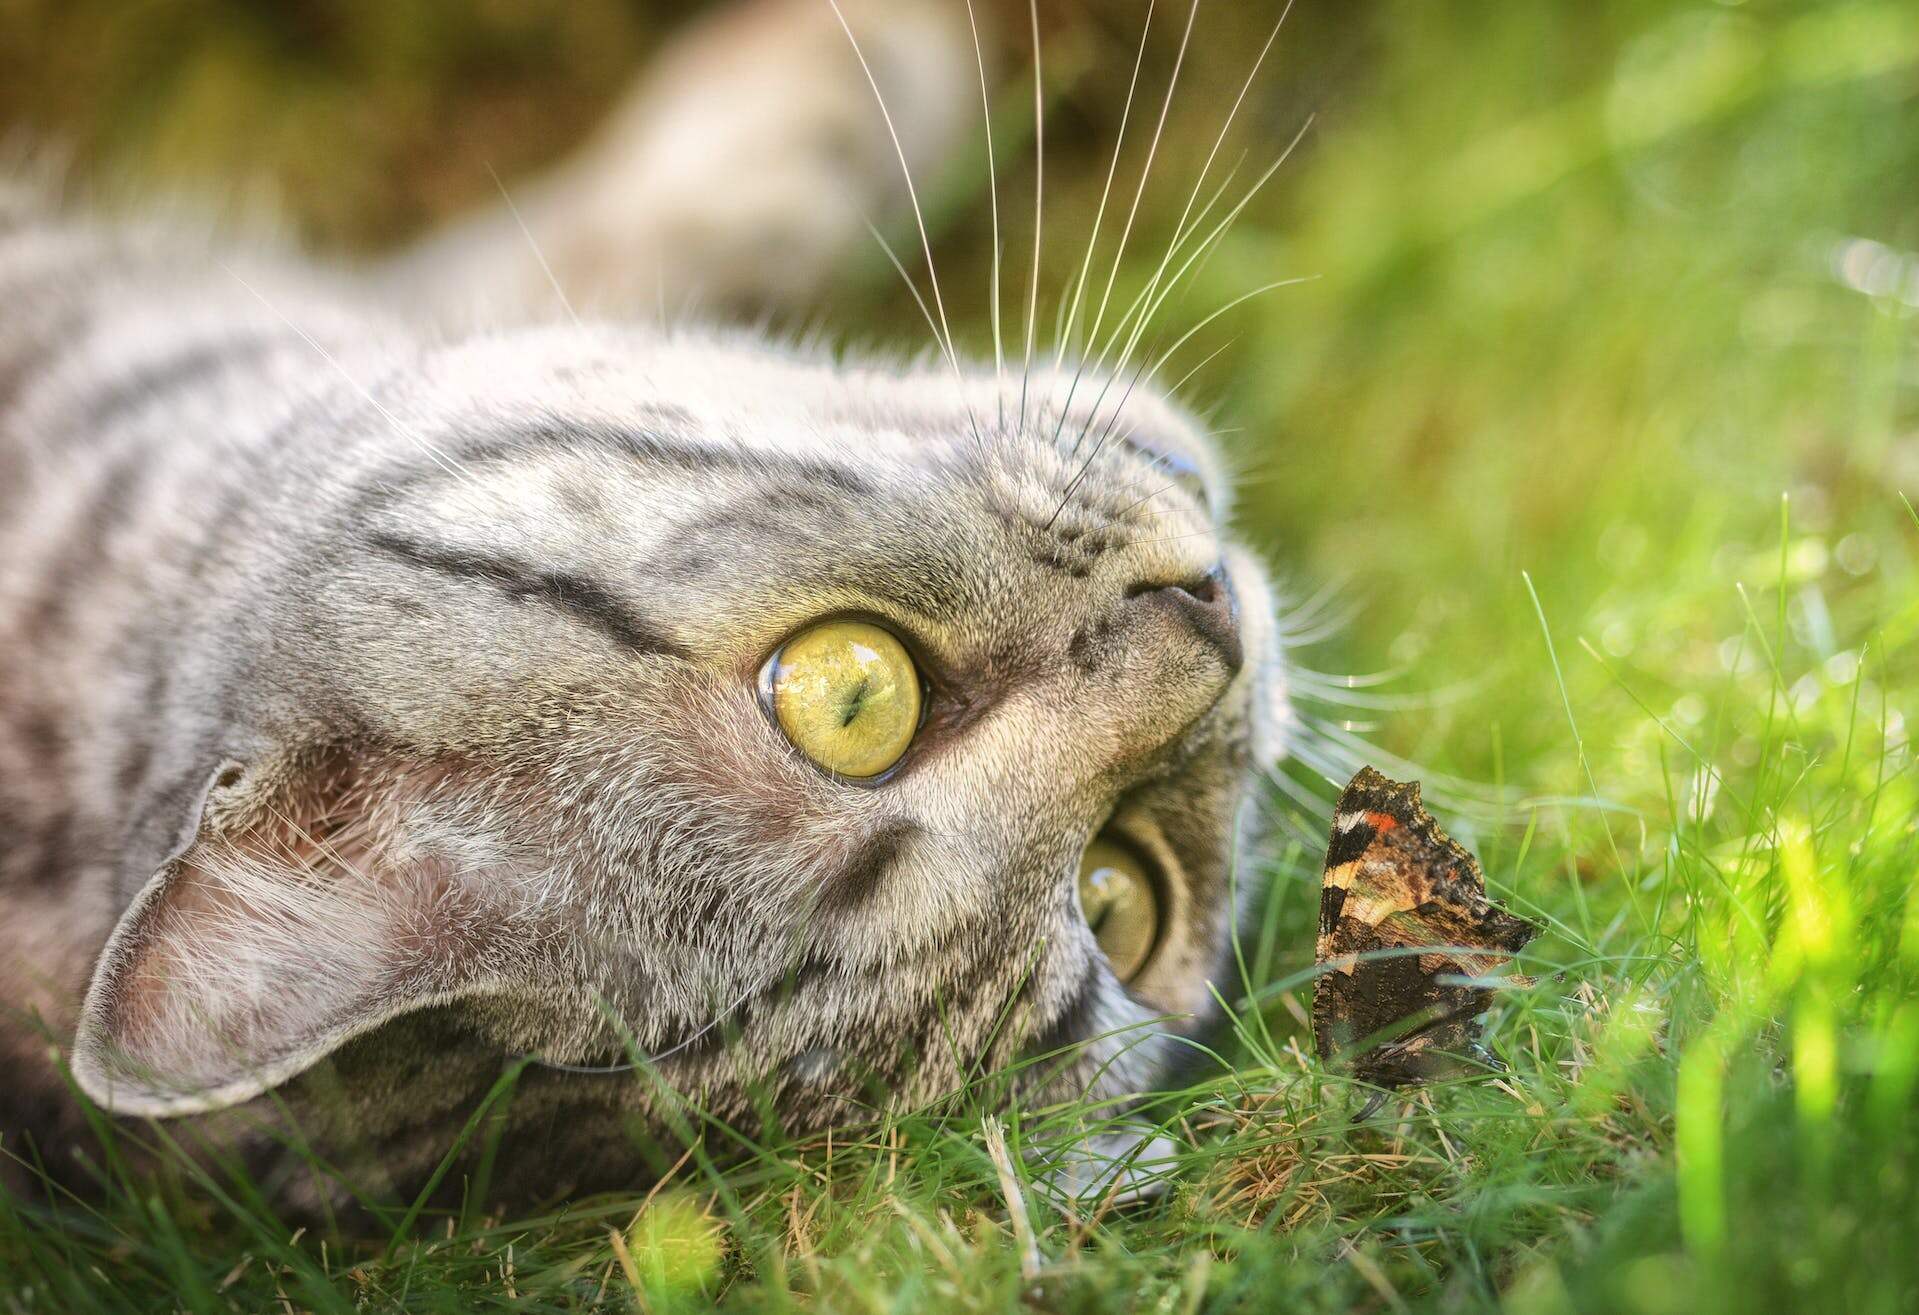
5;1;1919;1310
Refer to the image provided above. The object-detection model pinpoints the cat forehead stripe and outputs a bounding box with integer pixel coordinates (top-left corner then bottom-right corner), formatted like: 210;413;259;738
389;414;879;499
365;531;690;657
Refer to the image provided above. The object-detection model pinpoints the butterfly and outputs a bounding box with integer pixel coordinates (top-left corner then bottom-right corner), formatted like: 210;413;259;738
1313;767;1537;1094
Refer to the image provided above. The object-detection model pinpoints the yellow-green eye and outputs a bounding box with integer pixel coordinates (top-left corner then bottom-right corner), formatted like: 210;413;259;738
767;620;922;779
1077;836;1162;981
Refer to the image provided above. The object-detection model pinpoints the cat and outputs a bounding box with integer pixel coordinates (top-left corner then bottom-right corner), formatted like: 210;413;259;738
0;0;1293;1210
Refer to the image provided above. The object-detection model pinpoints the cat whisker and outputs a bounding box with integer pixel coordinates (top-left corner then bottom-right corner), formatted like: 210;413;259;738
827;0;955;361
1100;127;1317;415
1018;0;1044;435
1281;675;1420;706
1065;0;1201;443
1101;147;1248;346
1092;460;1184;523
1318;716;1387;735
1287;670;1415;698
1102;447;1176;498
220;264;483;498
1274;577;1364;647
1143;274;1318;383
1053;272;1289;527
1051;269;1084;360
963;0;1005;430
484;160;582;331
1085;0;1298;410
1055;0;1157;369
1064;153;1250;457
1259;566;1523;833
1278;614;1359;650
1288;723;1516;820
1165;335;1237;400
1119;529;1223;549
1053;250;1256;520
864;217;964;394
1118;482;1180;519
827;0;984;449
1044;394;1149;530
1045;355;1157;529
1258;763;1344;848
1288;669;1492;713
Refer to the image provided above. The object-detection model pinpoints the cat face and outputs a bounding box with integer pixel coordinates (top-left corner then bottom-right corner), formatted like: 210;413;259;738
72;324;1288;1152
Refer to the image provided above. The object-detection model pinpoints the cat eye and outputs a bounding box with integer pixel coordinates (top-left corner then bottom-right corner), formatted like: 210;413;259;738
1121;435;1210;507
1077;834;1162;981
765;620;923;779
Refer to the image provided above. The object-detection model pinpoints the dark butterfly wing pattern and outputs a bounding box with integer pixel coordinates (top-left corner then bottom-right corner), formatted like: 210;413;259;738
1312;767;1538;1090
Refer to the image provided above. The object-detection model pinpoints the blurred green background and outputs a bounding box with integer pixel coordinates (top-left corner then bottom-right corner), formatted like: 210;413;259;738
4;2;1918;1311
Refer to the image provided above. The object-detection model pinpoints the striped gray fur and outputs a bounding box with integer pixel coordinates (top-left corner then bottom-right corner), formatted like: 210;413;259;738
0;0;1291;1212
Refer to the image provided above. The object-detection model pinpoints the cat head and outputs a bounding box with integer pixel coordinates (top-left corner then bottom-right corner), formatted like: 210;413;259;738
71;325;1290;1141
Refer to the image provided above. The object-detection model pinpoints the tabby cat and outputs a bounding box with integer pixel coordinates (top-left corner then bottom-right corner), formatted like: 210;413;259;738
0;0;1292;1207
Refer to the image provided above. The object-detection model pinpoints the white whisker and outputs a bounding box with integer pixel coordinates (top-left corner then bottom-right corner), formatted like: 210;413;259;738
827;0;983;447
1056;0;1156;364
1019;0;1044;434
1075;3;1301;454
1096;119;1316;429
1166;335;1237;398
1079;147;1245;361
1058;271;1301;519
1276;575;1363;643
484;161;581;330
1118;481;1180;518
1079;0;1200;387
1296;725;1518;816
1100;0;1296;376
1260;763;1343;846
1054;0;1200;456
864;217;966;396
964;0;1005;430
1144;274;1318;378
1288;665;1414;692
220;264;482;498
1051;266;1084;352
1062;151;1250;455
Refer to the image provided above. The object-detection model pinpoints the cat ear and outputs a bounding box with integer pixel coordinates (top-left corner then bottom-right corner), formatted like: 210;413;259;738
72;755;522;1117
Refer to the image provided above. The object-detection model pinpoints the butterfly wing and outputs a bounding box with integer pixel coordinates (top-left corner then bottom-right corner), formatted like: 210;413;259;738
1313;767;1537;1088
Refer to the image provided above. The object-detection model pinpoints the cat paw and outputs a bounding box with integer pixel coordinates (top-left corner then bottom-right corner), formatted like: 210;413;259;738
398;0;980;323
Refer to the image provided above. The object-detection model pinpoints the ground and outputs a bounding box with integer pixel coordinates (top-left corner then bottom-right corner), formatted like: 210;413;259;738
2;1;1917;1311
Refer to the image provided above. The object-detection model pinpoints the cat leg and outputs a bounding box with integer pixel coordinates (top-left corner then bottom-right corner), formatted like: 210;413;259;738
386;0;981;325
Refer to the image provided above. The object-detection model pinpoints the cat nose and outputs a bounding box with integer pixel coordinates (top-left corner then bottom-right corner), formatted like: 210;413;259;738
1127;567;1242;673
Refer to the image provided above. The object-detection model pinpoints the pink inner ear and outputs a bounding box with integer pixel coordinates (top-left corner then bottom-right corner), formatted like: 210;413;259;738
109;854;308;1056
73;764;520;1118
138;860;399;1040
80;852;417;1115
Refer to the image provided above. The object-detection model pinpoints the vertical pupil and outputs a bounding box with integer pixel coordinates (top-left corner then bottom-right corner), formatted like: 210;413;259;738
1084;885;1113;933
768;621;921;779
839;675;870;727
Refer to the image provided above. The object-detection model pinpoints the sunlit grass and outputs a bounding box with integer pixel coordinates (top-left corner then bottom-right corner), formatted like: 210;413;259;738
4;0;1919;1310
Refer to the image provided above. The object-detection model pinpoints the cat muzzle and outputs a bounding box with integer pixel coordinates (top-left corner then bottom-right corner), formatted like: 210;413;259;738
1128;565;1242;674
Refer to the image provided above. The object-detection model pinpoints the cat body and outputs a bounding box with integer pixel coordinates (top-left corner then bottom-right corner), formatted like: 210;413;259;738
0;0;1289;1207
